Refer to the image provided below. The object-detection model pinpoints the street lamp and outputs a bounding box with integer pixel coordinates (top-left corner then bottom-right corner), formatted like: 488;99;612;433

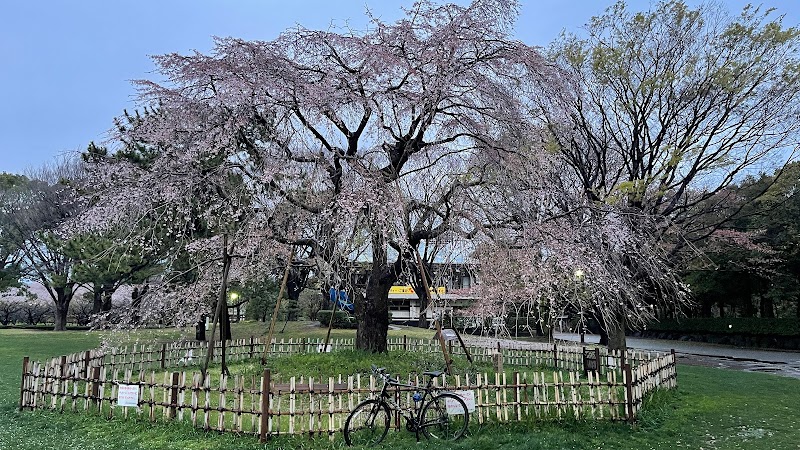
229;292;241;322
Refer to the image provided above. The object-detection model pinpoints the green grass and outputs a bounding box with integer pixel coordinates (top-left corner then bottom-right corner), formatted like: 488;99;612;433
2;324;799;449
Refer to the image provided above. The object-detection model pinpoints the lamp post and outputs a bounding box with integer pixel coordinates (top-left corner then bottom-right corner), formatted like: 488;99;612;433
574;269;585;343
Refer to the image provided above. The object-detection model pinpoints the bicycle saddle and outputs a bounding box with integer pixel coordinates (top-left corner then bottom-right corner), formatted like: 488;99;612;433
422;370;445;378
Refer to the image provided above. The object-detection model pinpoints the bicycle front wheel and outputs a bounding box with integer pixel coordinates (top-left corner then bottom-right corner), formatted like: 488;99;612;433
343;399;391;446
419;392;469;441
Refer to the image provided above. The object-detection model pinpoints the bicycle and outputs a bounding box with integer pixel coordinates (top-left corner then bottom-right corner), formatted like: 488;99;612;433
343;365;469;446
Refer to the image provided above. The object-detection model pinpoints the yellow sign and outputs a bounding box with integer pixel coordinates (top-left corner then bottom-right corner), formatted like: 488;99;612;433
389;286;446;295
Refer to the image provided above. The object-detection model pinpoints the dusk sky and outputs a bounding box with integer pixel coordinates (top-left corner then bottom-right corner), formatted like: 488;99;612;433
2;0;799;175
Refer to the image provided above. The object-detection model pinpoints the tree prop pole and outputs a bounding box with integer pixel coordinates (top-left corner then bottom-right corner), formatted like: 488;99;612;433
427;269;473;364
263;250;293;364
201;235;233;381
323;289;339;351
414;249;452;375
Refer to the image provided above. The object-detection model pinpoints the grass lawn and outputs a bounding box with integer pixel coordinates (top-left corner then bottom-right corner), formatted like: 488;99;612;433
1;323;799;449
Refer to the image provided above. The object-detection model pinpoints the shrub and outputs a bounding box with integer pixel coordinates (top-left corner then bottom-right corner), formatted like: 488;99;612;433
317;310;356;329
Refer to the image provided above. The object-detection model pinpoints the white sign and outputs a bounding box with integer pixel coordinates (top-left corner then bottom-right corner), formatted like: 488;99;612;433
446;390;476;414
317;343;332;353
117;384;139;408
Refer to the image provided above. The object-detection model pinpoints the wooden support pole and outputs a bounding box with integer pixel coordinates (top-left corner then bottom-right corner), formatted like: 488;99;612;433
414;249;452;375
624;363;634;422
260;369;271;443
168;372;180;419
453;328;473;363
322;295;338;352
201;234;234;380
264;252;293;364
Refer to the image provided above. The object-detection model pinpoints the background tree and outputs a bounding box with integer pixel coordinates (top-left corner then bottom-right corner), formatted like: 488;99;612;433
0;173;28;292
0;300;19;325
544;0;800;349
65;232;158;319
685;162;800;318
3;161;84;330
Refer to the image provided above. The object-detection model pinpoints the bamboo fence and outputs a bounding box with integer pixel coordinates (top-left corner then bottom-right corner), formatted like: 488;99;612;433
19;336;677;442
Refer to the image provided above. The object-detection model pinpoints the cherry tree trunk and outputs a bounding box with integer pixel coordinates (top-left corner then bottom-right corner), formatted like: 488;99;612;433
356;269;392;353
601;310;627;352
411;277;429;329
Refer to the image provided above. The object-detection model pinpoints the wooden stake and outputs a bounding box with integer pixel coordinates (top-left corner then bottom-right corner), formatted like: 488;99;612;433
414;248;452;374
263;250;293;364
624;363;634;422
453;328;473;363
260;369;271;442
201;234;234;381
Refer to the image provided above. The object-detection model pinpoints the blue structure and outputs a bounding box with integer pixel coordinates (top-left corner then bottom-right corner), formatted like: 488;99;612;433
328;287;354;312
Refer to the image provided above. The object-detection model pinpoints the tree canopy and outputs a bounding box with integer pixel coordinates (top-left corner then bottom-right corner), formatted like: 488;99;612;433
538;0;800;348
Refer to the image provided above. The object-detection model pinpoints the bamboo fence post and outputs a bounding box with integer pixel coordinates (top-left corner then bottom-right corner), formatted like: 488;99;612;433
203;373;211;429
670;349;677;387
553;343;558;370
308;376;316;436
60;361;70;413
191;372;199;427
98;366;107;414
90;366;101;410
218;374;227;431
328;377;335;439
159;344;167;369
83;351;90;374
18;356;28;411
514;371;521;421
178;372;187;421
260;369;271;443
166;371;179;420
236;375;244;432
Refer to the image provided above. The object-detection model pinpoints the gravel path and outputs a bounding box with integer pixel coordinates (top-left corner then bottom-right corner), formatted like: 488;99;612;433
455;332;800;380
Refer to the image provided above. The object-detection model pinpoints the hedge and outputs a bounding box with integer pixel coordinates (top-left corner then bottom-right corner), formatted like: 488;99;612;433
646;318;800;337
316;310;357;329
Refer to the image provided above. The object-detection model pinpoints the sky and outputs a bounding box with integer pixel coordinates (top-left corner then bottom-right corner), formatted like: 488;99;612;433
2;0;799;175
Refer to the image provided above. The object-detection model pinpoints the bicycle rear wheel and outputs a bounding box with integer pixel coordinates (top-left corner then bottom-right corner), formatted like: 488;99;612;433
419;392;469;441
343;399;391;446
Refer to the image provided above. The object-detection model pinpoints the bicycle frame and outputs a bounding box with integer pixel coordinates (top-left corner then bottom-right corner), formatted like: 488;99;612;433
343;367;469;446
373;369;439;433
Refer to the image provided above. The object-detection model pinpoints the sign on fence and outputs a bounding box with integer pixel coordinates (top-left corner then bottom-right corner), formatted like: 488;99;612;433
583;347;601;375
446;390;475;413
117;384;139;407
